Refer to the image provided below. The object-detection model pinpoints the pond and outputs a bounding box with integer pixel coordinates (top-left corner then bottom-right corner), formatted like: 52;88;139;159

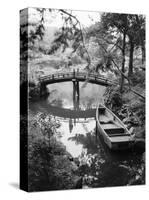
29;81;145;188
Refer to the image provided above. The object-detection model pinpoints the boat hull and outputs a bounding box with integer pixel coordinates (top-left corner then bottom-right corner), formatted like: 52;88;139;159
96;105;135;150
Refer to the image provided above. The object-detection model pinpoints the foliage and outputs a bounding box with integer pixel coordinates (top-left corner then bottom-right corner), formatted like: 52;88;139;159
104;70;145;139
20;9;146;190
47;9;91;68
20;9;46;60
101;13;145;73
104;85;122;111
130;70;145;87
29;83;40;100
71;54;82;65
28;113;79;191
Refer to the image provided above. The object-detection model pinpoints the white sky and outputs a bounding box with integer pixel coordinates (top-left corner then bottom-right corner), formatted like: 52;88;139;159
28;8;101;28
50;10;101;27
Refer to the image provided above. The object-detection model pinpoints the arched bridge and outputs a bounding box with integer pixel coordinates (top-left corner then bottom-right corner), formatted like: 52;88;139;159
39;71;117;86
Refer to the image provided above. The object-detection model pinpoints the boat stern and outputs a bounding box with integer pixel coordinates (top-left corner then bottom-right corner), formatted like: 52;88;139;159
110;139;135;150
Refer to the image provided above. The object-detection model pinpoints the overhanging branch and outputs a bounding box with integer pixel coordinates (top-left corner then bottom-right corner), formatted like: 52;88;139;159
60;9;91;69
111;58;145;100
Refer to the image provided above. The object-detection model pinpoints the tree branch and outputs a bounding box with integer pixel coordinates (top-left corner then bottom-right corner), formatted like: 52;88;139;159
111;58;145;100
98;42;145;100
60;9;91;69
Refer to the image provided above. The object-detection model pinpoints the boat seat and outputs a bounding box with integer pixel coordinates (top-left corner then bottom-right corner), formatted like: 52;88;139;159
108;133;130;137
105;127;125;134
100;120;113;124
98;107;105;114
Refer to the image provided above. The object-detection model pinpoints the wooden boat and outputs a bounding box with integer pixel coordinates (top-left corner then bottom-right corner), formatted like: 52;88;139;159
96;104;135;150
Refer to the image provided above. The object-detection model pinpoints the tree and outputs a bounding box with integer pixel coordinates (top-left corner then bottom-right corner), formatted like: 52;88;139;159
101;13;130;92
48;9;91;69
20;8;47;60
86;13;145;100
99;13;145;97
126;15;145;77
20;8;145;100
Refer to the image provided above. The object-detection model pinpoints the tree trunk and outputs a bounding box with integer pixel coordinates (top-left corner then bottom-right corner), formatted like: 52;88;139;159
120;31;126;93
128;40;134;77
141;43;145;64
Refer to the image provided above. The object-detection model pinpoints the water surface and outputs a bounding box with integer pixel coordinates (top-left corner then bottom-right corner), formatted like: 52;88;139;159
29;81;144;187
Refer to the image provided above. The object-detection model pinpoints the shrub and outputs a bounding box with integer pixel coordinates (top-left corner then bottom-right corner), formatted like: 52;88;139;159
28;113;79;191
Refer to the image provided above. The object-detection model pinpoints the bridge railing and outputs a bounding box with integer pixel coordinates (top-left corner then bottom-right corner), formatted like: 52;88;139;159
39;71;117;85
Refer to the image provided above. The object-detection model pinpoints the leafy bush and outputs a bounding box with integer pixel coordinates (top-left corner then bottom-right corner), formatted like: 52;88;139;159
71;55;82;65
104;85;122;112
29;86;40;99
130;70;145;88
104;83;145;139
28;113;79;191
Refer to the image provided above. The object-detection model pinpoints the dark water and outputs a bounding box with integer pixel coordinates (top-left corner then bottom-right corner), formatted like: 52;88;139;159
29;81;145;188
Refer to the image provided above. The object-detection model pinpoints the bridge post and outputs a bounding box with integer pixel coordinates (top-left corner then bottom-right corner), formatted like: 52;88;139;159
95;120;98;139
73;69;75;78
72;79;80;110
73;81;76;108
76;80;79;108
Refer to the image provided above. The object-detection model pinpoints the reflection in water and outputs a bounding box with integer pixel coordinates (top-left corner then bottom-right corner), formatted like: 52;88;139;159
29;81;144;188
46;82;106;109
57;119;95;158
69;119;73;133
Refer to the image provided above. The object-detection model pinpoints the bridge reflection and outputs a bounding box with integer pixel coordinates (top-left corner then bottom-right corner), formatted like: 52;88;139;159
46;105;96;133
46;105;96;119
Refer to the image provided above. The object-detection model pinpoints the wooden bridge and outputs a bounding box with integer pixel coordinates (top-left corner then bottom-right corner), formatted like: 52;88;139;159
39;71;116;86
39;71;117;109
